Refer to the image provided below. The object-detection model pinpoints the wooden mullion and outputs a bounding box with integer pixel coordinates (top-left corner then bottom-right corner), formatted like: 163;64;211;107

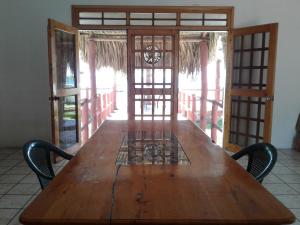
126;12;130;26
232;83;266;87
233;66;268;70
176;12;180;26
162;36;166;119
234;47;269;52
256;32;266;142
172;31;179;119
232;99;266;105
141;35;144;120
235;35;244;145
245;33;255;146
151;35;155;120
231;115;264;122
230;131;263;140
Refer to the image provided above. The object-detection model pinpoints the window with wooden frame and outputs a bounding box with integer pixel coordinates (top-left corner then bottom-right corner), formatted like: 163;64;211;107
72;6;233;30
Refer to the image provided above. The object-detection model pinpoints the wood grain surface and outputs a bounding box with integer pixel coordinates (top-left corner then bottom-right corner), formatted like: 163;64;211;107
20;120;295;225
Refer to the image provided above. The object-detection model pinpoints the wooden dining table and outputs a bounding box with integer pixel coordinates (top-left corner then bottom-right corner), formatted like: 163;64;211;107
20;120;295;225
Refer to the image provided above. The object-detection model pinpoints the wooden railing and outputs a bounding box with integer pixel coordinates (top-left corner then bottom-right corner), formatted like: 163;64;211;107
178;90;223;143
80;88;116;144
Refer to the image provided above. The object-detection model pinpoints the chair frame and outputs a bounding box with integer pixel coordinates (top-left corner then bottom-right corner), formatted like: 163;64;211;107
231;142;277;182
23;140;73;189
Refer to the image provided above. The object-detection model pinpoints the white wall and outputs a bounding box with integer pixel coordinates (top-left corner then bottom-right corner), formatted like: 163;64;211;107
0;0;299;148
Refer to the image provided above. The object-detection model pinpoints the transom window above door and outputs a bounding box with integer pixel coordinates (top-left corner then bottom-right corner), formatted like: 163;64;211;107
72;6;233;30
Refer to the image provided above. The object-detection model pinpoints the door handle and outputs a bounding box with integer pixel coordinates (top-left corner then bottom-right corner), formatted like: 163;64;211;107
49;96;60;101
264;96;274;101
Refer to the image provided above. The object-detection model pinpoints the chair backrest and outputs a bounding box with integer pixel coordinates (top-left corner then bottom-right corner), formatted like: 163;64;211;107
231;143;277;183
23;140;73;189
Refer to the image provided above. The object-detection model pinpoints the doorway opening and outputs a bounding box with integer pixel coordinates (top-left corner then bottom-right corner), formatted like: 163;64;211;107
71;5;233;146
178;31;227;145
79;30;128;143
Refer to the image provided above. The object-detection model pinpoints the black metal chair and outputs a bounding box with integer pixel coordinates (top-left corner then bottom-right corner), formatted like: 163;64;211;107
23;140;73;190
231;143;277;183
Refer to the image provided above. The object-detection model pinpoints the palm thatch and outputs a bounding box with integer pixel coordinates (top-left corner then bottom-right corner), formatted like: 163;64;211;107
79;31;226;77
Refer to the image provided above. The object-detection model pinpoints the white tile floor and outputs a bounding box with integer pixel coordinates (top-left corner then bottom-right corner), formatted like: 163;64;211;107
1;147;300;224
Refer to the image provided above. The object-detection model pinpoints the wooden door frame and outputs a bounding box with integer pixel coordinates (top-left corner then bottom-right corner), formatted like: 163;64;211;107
223;23;278;152
127;29;179;120
48;19;81;155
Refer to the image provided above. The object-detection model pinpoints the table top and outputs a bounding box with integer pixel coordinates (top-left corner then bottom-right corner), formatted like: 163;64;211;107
20;120;295;225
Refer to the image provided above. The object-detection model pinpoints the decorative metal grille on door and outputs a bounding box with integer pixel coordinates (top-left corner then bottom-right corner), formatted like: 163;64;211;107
128;30;178;120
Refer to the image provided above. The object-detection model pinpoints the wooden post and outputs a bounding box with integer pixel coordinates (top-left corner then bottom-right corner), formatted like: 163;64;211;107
97;94;102;127
182;92;186;117
200;41;208;130
113;73;117;110
106;92;109;116
187;95;191;120
178;91;181;113
86;88;89;100
81;99;89;144
191;94;196;122
102;94;107;120
211;60;221;143
88;40;97;133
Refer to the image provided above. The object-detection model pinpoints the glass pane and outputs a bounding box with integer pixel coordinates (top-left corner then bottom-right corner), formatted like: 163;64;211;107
154;36;163;49
204;13;227;19
104;20;126;25
135;69;142;83
143;36;153;49
131;13;152;19
135;52;141;67
55;30;76;89
254;33;263;48
154;101;163;115
103;12;126;18
165;36;173;50
204;21;227;26
135;36;141;50
143;69;152;88
165;101;171;115
165;52;172;67
181;13;203;19
180;20;203;26
165;69;172;83
253;51;262;66
130;20;152;26
79;19;102;25
79;12;102;18
154;13;176;19
58;95;77;148
135;101;141;115
154;20;176;26
143;101;152;115
154;69;163;83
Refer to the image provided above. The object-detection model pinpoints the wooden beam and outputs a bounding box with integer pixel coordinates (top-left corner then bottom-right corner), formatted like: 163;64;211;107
88;40;98;132
200;41;208;130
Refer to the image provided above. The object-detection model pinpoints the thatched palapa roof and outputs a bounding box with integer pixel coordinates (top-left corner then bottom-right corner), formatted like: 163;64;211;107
79;30;226;77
